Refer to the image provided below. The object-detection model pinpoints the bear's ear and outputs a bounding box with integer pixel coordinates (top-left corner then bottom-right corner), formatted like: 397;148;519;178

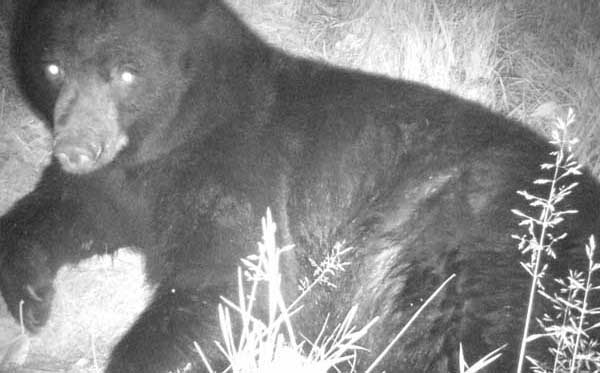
145;0;211;25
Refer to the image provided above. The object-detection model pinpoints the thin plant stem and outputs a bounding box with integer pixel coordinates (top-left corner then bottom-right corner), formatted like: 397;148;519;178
365;273;456;373
516;125;566;373
569;239;594;373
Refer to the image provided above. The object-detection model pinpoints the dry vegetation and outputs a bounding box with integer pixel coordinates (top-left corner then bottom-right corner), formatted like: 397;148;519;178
0;0;599;372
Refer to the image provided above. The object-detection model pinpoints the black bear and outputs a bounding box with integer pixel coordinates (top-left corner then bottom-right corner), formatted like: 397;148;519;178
1;0;599;372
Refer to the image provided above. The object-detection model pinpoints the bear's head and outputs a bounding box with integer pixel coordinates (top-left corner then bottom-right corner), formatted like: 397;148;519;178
12;0;262;174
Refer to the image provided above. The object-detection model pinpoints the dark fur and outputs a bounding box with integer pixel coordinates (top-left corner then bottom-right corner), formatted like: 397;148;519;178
1;0;599;371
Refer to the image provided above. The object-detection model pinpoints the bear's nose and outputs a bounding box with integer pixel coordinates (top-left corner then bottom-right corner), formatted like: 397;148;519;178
54;142;103;173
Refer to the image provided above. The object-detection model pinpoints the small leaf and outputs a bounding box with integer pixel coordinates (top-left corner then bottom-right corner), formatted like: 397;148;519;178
517;190;538;200
548;217;564;226
540;163;555;170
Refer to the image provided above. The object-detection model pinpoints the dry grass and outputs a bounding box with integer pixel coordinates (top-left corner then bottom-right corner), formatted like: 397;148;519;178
229;0;499;105
497;0;600;173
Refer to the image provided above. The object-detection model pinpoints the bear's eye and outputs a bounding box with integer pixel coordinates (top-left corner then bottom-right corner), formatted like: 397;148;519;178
111;62;140;86
44;63;65;83
120;70;135;84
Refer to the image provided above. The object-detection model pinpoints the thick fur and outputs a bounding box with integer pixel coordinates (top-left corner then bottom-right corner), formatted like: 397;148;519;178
1;0;599;372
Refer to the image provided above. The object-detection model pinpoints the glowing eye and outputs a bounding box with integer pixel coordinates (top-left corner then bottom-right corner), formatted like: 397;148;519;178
48;64;60;75
45;63;63;79
120;71;135;83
